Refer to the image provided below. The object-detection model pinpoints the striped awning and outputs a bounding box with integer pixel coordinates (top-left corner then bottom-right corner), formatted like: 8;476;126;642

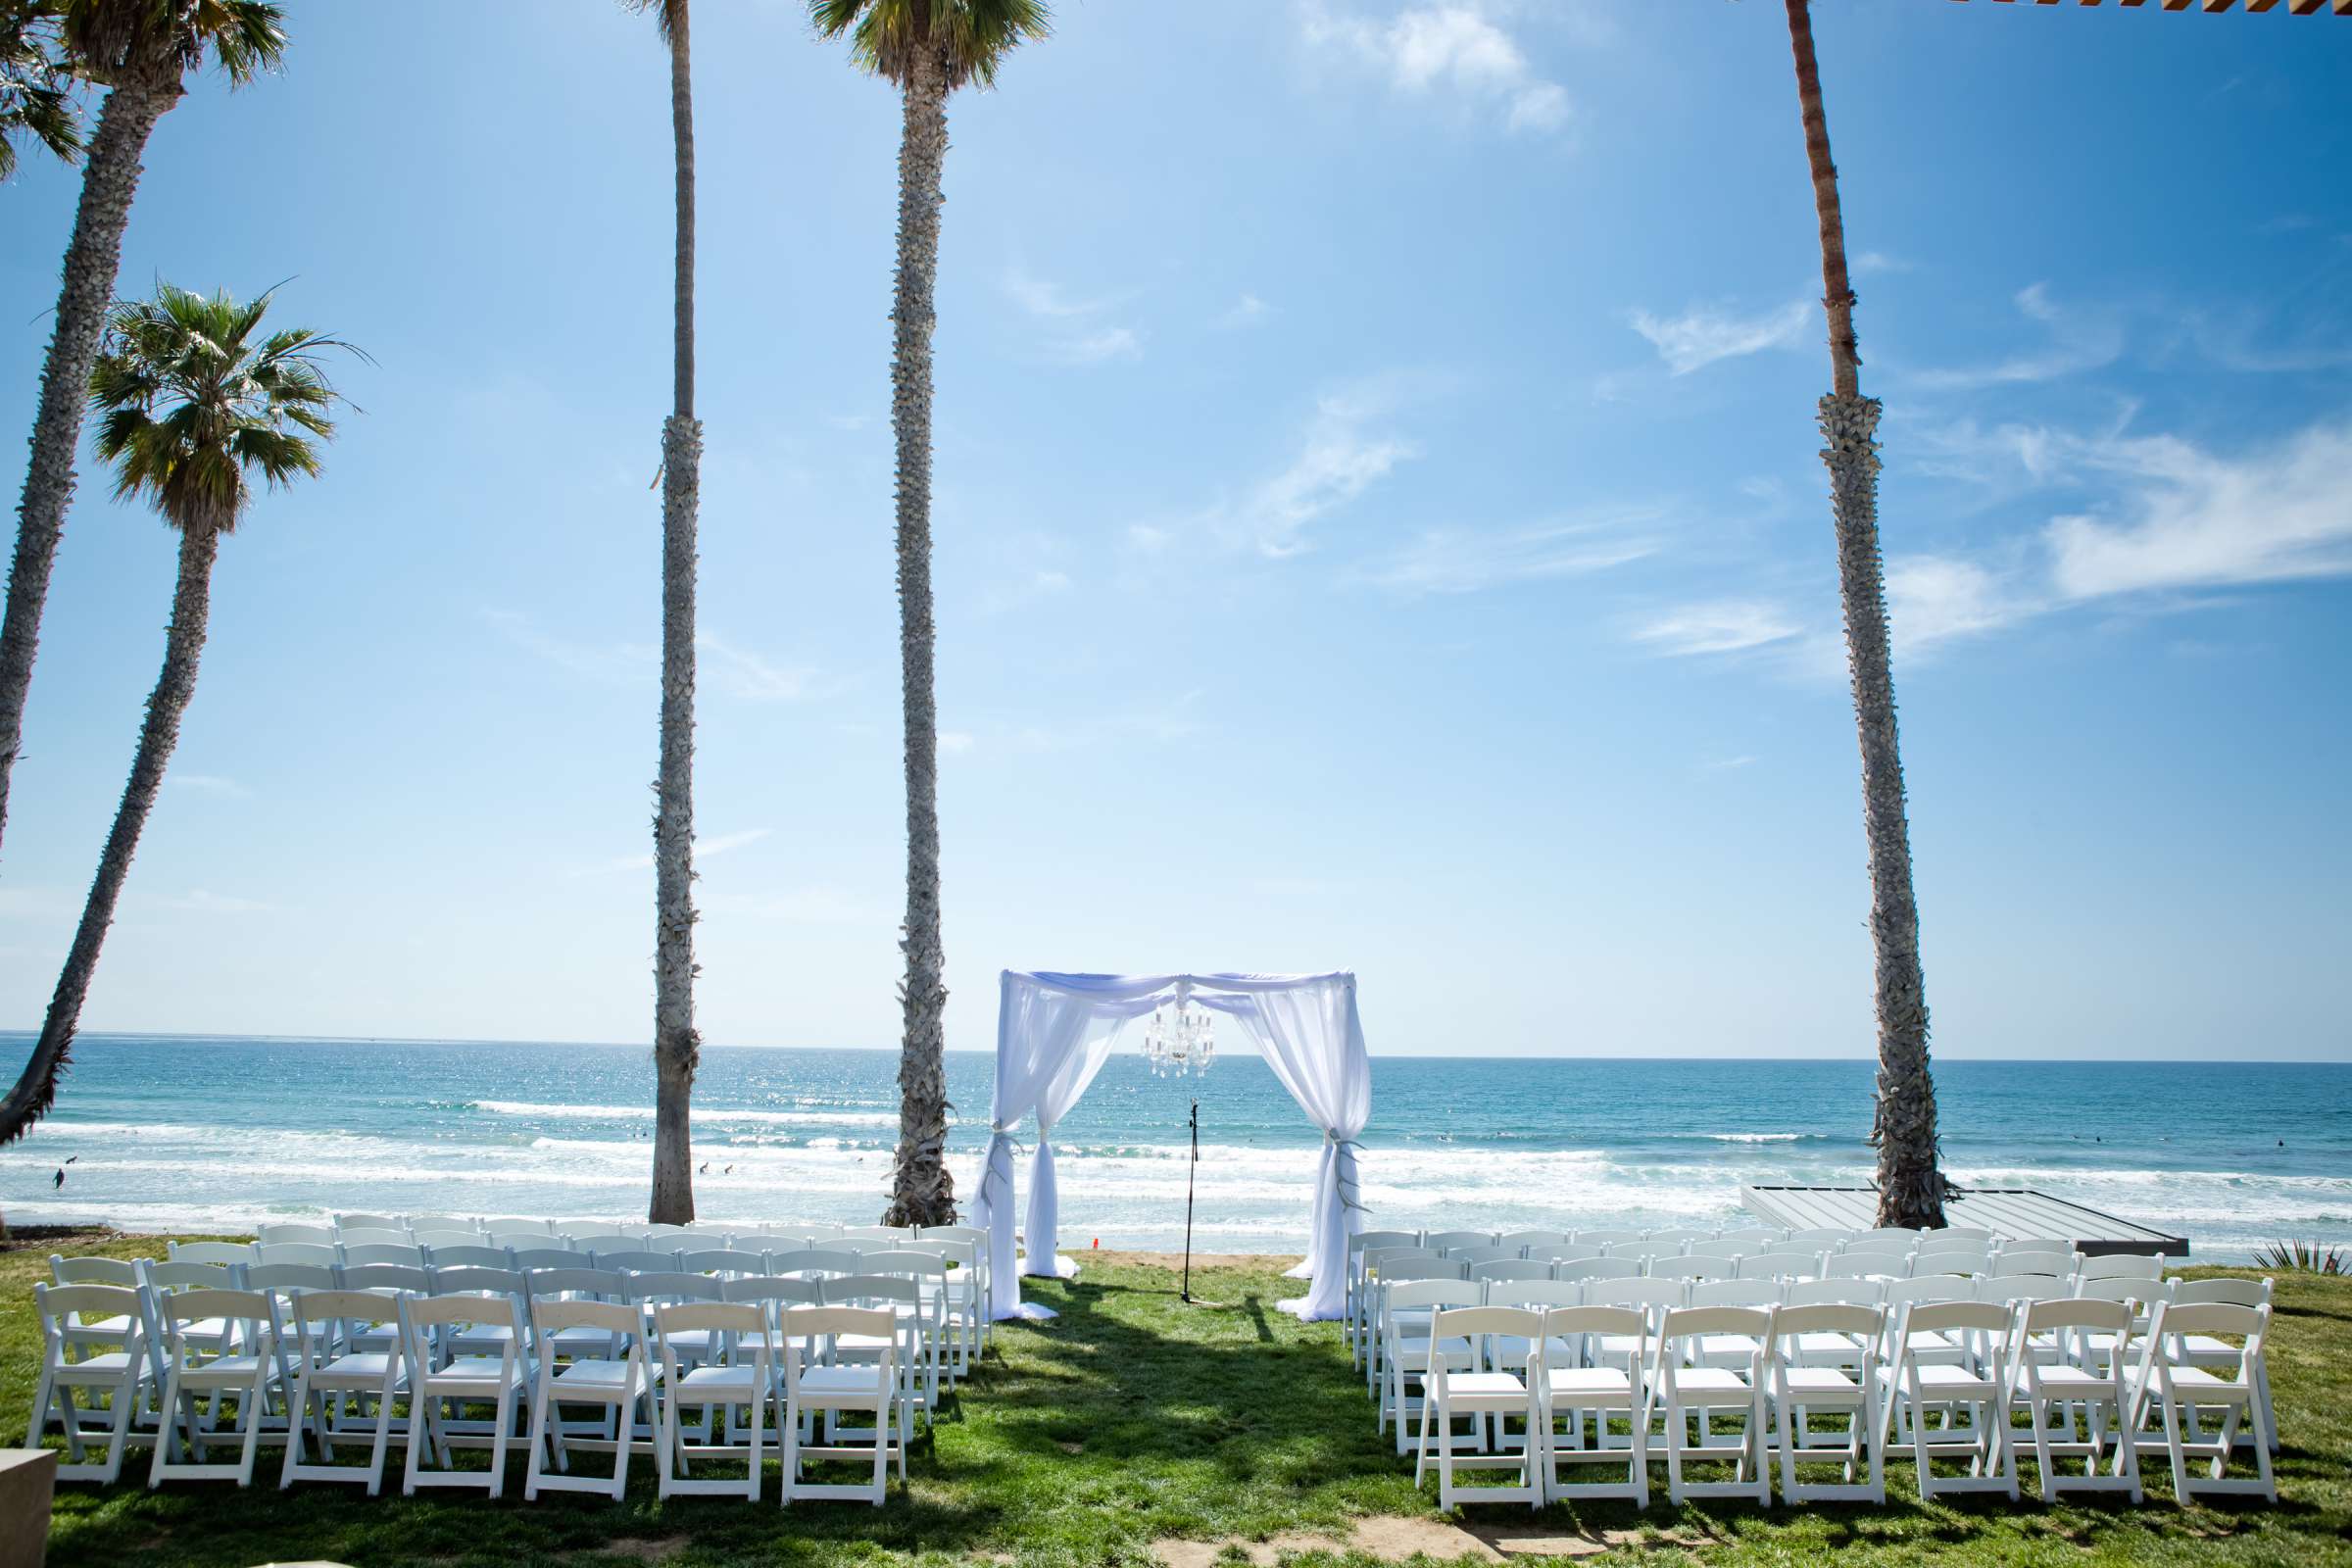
1957;0;2346;12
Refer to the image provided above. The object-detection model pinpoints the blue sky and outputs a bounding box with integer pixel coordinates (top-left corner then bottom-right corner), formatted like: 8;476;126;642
0;1;2346;1061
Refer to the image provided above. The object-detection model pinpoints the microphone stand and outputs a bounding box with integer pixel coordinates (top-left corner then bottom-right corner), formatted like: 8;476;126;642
1182;1094;1199;1303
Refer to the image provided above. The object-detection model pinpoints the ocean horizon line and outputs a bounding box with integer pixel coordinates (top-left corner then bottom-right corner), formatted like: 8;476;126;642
6;1028;2346;1068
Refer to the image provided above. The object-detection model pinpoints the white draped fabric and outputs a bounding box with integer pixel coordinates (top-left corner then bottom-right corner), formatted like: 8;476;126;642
971;969;1370;1322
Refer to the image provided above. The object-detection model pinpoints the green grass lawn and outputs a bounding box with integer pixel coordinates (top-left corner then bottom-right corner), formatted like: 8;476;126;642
6;1230;2349;1567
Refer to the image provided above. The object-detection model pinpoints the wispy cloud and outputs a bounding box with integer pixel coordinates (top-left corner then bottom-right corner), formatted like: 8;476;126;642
938;730;976;755
697;633;817;703
1004;264;1144;367
1216;294;1274;330
1242;385;1420;558
1051;325;1143;366
485;612;820;703
1358;512;1660;596
169;773;252;799
1911;282;2122;391
1660;416;2352;672
584;826;774;877
1305;2;1572;135
1628;299;1812;376
1698;754;1758;774
1631;601;1803;658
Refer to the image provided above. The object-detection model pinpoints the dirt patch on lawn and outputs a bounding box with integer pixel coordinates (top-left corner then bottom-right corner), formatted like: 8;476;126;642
1154;1516;1675;1566
568;1536;693;1564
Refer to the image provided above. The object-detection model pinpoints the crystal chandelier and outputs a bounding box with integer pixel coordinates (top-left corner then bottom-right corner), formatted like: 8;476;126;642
1142;988;1216;1077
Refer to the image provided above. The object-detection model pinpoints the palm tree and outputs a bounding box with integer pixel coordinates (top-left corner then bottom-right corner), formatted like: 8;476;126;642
810;0;1051;1229
0;283;355;1147
0;0;282;874
624;0;703;1226
1;0;82;180
1781;0;1945;1229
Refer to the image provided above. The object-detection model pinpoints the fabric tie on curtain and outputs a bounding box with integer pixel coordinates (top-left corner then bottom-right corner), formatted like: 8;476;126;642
1022;1120;1081;1279
970;1122;1022;1319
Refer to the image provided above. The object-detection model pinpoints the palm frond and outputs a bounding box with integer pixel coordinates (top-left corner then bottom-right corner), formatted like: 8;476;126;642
1;0;82;176
808;0;1050;90
85;280;357;536
619;0;685;48
58;0;282;86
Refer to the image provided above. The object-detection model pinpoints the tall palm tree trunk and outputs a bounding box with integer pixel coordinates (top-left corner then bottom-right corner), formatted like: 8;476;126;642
0;79;175;872
649;0;702;1226
1784;0;1944;1229
883;46;955;1229
0;523;217;1145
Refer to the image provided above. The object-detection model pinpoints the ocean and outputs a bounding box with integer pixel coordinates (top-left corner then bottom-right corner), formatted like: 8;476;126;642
1;1035;2344;1262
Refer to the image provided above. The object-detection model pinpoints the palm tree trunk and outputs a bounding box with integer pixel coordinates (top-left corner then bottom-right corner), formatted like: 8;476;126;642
1784;0;1944;1230
649;0;701;1226
0;80;174;873
883;47;956;1230
0;523;218;1146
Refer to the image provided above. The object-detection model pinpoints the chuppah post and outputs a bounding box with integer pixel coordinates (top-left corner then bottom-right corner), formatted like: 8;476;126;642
1182;1095;1199;1303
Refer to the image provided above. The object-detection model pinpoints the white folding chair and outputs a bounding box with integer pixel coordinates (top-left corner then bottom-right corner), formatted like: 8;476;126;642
335;1212;409;1234
279;1289;410;1494
522;1299;658;1500
2006;1298;2143;1502
1533;1305;1648;1508
339;1244;426;1270
2164;1277;2278;1451
1764;1303;1885;1504
1424;1230;1499;1254
654;1300;769;1498
27;1283;150;1482
167;1241;254;1268
257;1223;337;1249
1498;1229;1573;1258
1380;1279;1479;1449
1650;1306;1773;1504
2135;1300;2276;1502
399;1292;533;1497
778;1305;904;1505
1414;1306;1543;1507
255;1243;341;1271
1572;1229;1644;1250
149;1288;281;1488
1876;1299;2018;1498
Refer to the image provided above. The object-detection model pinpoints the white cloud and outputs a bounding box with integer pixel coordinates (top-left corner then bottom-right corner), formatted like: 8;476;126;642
1245;390;1418;558
1004;266;1113;319
697;634;817;702
1912;282;2122;391
1216;294;1274;330
1628;299;1812;376
1359;514;1659;596
1698;755;1758;773
938;730;976;755
1852;252;1911;276
1306;2;1572;136
482;609;650;686
1126;523;1171;553
584;827;775;876
1631;601;1802;658
1886;556;2035;657
2045;420;2352;600
169;773;251;799
1051;325;1143;366
1005;264;1143;367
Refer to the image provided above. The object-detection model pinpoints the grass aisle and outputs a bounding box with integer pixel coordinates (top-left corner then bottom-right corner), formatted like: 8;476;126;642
6;1233;2349;1566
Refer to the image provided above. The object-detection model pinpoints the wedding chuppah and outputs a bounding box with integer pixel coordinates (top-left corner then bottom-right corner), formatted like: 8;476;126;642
970;971;1371;1323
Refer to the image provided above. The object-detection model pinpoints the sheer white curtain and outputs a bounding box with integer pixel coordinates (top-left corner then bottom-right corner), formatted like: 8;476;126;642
970;972;1156;1321
1214;974;1370;1320
977;970;1369;1322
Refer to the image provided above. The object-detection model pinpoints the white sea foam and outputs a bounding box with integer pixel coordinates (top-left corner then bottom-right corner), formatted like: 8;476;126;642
474;1100;901;1127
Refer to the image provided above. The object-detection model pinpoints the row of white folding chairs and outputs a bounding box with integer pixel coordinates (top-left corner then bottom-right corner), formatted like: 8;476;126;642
1358;1254;2190;1418
1390;1292;2275;1510
163;1236;990;1376
64;1247;979;1394
27;1279;924;1503
1347;1242;2128;1364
